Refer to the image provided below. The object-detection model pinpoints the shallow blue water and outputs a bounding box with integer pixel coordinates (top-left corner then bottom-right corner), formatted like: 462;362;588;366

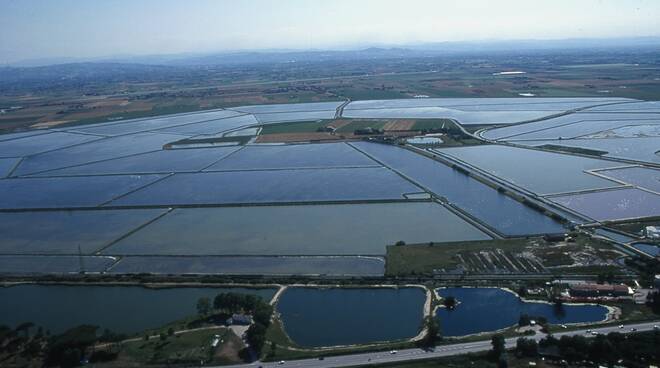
630;243;660;257
110;167;422;206
352;142;565;236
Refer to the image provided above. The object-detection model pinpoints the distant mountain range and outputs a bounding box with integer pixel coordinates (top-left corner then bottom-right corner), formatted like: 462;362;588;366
7;36;660;68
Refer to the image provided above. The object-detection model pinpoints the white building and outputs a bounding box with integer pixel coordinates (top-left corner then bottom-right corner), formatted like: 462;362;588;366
644;226;660;240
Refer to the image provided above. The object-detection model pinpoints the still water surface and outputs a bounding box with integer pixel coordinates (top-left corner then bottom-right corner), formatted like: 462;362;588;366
0;285;276;334
277;287;425;347
436;288;609;336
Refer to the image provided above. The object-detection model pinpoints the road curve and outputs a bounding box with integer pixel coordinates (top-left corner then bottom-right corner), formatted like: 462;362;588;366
213;321;660;368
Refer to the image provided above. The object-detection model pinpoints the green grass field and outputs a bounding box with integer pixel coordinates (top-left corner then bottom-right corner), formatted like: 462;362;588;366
411;119;457;132
334;120;388;133
259;120;327;134
120;328;227;364
386;238;535;276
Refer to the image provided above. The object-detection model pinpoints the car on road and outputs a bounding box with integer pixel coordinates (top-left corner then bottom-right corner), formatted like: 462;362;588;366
390;350;398;354
619;325;624;329
560;324;567;329
654;325;659;330
630;328;637;332
278;361;285;365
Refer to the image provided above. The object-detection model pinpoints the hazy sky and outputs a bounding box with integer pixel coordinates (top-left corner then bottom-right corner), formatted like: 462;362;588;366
1;0;659;63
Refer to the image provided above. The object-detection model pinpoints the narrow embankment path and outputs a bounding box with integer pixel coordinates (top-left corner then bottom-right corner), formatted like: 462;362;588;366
269;284;287;306
335;99;351;119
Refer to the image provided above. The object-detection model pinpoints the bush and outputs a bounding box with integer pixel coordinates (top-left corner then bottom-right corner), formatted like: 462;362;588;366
46;325;99;367
443;296;456;309
89;350;118;363
246;323;268;356
516;337;538;357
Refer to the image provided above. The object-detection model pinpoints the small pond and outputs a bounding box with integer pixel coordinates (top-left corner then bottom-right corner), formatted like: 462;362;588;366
276;287;425;347
436;287;608;337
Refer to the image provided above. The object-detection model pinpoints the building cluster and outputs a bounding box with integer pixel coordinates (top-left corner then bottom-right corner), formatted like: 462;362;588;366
225;313;253;326
568;283;634;299
644;226;660;240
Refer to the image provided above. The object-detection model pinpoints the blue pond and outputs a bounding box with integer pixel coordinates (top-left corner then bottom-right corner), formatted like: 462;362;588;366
277;287;425;347
436;288;608;337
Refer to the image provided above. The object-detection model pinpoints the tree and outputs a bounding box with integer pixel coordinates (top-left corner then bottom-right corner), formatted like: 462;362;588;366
491;334;506;361
60;348;82;368
647;291;660;314
15;322;35;338
498;353;509;368
213;292;261;313
443;296;457;310
421;316;440;347
518;314;531;327
268;342;277;358
395;240;406;246
558;335;588;363
253;303;274;326
46;325;99;367
539;334;557;348
167;327;174;337
588;334;616;364
24;339;42;358
196;297;211;317
515;337;538;357
245;323;268;356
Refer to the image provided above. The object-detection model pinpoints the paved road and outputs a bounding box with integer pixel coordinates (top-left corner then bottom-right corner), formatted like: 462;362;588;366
215;321;659;368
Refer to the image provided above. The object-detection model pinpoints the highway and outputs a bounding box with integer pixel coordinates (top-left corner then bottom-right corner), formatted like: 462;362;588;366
215;321;659;368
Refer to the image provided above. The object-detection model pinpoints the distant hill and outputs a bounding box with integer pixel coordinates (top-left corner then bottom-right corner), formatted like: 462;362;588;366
3;36;659;93
0;63;186;92
12;36;660;68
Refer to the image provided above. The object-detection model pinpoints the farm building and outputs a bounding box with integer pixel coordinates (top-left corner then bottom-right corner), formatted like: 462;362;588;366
569;283;633;298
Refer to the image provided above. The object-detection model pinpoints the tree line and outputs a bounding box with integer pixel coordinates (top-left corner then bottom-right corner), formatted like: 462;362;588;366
513;331;659;367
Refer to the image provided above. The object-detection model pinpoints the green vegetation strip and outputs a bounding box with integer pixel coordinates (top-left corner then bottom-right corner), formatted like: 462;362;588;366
386;238;537;276
259;120;327;134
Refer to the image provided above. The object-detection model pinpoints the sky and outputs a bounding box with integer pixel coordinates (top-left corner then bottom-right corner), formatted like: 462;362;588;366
1;0;659;64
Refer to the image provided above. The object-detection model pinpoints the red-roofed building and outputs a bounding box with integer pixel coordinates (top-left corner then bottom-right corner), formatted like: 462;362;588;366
569;283;633;298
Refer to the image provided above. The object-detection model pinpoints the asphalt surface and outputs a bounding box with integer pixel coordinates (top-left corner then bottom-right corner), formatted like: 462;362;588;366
215;321;660;368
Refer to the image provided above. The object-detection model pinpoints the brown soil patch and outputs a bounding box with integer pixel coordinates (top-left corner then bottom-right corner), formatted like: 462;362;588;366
30;120;74;128
87;98;130;108
214;331;245;364
383;119;415;131
255;132;343;143
326;119;352;130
